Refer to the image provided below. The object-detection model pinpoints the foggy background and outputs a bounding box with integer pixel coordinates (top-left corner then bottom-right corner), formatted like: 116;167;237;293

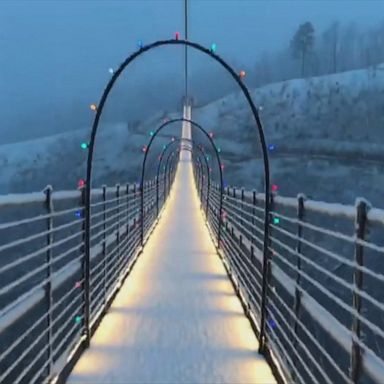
1;0;384;144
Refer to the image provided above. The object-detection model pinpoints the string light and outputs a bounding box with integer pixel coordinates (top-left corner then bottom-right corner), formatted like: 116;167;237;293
268;144;276;151
175;31;180;40
209;132;214;138
90;104;97;111
171;137;175;142
75;210;82;218
137;40;143;49
78;179;86;188
80;142;88;150
268;319;277;329
75;281;81;288
108;68;114;74
142;146;147;153
149;131;154;136
210;43;217;53
273;217;280;225
217;148;221;153
221;164;225;170
75;315;82;324
272;184;279;192
239;70;246;78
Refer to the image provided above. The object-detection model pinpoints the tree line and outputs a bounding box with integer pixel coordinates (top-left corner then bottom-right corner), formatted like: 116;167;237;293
253;19;384;86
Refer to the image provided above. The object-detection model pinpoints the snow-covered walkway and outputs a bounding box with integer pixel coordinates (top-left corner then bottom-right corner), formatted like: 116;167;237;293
68;159;275;384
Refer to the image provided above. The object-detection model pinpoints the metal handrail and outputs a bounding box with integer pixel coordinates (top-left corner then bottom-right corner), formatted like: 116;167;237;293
196;166;384;384
0;171;176;384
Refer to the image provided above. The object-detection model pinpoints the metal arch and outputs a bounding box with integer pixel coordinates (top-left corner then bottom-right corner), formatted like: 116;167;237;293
139;118;223;248
154;138;211;219
84;39;270;350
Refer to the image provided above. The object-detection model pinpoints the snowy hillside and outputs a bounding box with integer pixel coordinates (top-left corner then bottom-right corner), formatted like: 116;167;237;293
1;65;384;208
0;111;180;194
193;65;384;207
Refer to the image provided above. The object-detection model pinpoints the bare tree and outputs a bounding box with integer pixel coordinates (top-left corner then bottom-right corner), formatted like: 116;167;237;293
322;21;339;73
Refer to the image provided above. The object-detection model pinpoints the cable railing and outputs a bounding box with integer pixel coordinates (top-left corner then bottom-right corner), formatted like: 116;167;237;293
194;164;384;384
0;166;177;384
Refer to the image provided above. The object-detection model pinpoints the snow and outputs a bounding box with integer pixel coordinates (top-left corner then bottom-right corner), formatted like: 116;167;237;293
68;160;275;384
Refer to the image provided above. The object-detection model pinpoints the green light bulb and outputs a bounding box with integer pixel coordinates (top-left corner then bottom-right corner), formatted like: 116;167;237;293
211;43;217;52
80;143;88;150
75;315;82;324
273;217;280;225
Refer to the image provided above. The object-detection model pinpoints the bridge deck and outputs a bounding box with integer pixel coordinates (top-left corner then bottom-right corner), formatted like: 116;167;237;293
68;160;275;384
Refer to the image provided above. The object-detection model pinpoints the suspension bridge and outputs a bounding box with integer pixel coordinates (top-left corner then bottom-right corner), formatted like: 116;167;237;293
1;38;384;384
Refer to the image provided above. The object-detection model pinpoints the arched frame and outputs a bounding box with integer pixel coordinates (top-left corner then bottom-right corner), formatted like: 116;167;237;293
84;39;271;351
140;118;223;247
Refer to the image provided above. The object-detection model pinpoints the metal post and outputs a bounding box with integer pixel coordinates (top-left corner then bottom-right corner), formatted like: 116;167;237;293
126;184;129;235
116;184;121;276
259;192;274;352
133;183;137;239
251;190;257;243
292;194;305;376
44;186;53;376
205;163;211;217
80;184;89;345
102;185;107;306
241;187;245;228
350;199;368;383
139;179;144;246
156;175;159;217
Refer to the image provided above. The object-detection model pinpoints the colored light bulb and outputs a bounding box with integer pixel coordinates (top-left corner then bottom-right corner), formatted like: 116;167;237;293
75;315;82;324
142;146;147;153
268;319;277;329
209;132;214;138
239;70;246;78
175;31;180;40
268;144;275;151
221;164;225;170
108;68;114;74
80;142;88;150
75;210;82;218
78;179;86;188
90;104;97;111
210;43;217;53
137;40;143;49
217;148;221;153
150;131;154;136
272;184;279;192
75;281;81;288
273;217;280;225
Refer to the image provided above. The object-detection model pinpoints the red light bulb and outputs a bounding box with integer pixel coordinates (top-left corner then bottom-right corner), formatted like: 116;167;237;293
78;179;86;188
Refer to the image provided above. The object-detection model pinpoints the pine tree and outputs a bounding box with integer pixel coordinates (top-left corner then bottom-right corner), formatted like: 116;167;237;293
291;22;315;77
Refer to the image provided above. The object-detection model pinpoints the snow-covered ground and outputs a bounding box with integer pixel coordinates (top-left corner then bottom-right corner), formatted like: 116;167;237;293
1;65;383;207
193;65;384;207
68;160;275;384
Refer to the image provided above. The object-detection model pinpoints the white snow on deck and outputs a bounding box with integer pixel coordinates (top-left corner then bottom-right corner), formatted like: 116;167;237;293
68;157;275;384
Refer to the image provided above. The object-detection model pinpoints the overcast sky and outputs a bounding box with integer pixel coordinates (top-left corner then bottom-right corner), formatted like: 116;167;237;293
1;0;383;143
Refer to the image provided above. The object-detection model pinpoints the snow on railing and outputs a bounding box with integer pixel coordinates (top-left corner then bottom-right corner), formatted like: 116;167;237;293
0;169;177;384
193;164;384;384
